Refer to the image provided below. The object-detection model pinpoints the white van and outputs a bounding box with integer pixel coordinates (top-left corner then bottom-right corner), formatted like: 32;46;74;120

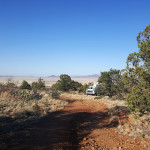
86;85;98;95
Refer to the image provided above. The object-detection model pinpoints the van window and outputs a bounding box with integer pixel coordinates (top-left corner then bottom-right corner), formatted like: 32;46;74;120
88;86;93;89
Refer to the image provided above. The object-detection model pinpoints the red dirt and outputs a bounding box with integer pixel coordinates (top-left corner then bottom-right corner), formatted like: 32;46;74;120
1;97;150;150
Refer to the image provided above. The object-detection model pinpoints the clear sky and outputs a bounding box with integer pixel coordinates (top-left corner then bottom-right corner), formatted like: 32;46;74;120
0;0;150;76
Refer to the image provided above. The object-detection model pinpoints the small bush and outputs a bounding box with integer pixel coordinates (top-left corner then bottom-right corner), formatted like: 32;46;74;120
32;103;40;114
14;90;42;101
51;88;60;99
32;78;45;90
71;80;82;91
126;82;150;116
20;80;31;90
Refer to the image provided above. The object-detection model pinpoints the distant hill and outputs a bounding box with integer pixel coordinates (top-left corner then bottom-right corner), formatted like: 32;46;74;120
71;74;100;78
47;75;59;78
0;75;100;79
47;74;100;78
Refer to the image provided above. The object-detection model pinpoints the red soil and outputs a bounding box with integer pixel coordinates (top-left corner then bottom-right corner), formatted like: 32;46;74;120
1;96;150;150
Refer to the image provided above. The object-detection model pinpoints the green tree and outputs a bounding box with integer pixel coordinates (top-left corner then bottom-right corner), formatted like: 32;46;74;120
20;80;31;90
98;69;124;97
52;74;82;92
52;74;72;92
123;24;150;115
71;80;82;91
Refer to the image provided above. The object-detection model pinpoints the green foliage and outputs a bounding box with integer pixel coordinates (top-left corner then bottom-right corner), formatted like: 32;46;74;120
78;82;93;93
52;74;82;92
20;80;31;90
98;69;124;97
95;86;104;96
14;90;41;100
71;80;82;91
52;74;72;92
32;78;45;90
123;24;150;115
127;82;150;115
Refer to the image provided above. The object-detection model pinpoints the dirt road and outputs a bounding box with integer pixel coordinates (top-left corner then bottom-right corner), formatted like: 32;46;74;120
1;97;150;150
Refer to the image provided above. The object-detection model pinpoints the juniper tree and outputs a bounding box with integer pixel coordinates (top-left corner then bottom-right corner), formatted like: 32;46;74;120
123;24;150;115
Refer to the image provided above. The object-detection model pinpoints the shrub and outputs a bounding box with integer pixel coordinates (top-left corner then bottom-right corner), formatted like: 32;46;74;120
57;74;72;92
51;88;60;99
126;82;150;116
98;69;125;97
20;80;31;90
32;78;45;90
95;86;104;96
15;90;42;101
71;80;82;91
52;74;82;92
32;103;40;114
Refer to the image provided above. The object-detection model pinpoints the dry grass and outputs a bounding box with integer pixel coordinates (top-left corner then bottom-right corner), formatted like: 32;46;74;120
0;91;68;118
61;92;127;108
0;89;68;133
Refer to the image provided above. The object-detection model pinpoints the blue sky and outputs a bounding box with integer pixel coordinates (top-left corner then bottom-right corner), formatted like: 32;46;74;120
0;0;150;76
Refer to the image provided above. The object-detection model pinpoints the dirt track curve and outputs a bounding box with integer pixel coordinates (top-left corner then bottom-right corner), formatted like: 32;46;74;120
2;97;150;150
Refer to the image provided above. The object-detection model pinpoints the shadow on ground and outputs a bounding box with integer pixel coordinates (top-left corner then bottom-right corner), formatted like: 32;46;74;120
0;99;129;150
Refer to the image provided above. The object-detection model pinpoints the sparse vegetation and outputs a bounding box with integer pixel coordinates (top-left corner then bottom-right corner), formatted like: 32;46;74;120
0;83;68;134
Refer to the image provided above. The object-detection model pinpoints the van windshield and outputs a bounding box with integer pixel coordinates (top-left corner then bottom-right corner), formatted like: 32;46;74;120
88;86;94;89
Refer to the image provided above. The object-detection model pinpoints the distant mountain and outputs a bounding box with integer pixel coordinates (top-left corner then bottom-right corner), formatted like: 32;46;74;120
47;74;100;78
47;75;59;78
